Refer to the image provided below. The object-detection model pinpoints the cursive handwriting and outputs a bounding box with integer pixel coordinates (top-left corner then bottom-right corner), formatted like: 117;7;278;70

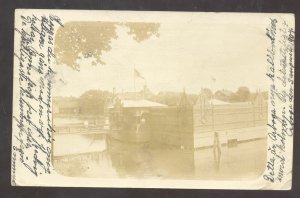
264;18;294;184
12;14;63;183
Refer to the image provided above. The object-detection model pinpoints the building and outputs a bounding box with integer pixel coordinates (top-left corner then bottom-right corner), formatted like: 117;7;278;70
108;90;268;148
108;97;167;143
147;90;267;148
53;97;80;115
214;89;234;102
192;91;267;148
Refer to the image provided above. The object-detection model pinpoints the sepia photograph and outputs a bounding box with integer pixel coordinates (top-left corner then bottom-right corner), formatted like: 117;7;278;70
11;10;294;189
52;17;269;180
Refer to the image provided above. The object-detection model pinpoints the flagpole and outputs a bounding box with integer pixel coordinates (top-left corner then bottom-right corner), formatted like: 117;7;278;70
134;66;136;99
143;79;146;100
210;77;215;132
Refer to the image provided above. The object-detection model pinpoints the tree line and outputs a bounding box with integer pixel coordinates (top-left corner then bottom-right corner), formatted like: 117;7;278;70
55;87;267;115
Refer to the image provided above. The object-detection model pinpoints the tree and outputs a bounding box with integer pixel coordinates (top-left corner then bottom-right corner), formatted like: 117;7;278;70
55;22;160;70
235;86;251;102
202;88;213;99
78;90;112;115
152;91;179;106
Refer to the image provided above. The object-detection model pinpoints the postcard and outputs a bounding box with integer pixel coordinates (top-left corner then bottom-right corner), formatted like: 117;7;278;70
12;9;295;189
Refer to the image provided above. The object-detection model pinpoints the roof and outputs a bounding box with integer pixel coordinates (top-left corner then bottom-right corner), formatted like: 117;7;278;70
215;90;234;97
122;99;167;108
208;99;251;106
208;99;230;105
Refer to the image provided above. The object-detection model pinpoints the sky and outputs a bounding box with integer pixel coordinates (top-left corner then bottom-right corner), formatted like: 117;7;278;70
53;17;268;97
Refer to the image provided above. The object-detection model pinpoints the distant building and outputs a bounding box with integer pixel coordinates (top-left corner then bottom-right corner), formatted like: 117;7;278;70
214;89;234;101
53;97;80;115
120;85;155;100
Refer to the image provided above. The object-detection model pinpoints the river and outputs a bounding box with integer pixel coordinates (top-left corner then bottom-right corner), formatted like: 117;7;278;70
52;133;267;180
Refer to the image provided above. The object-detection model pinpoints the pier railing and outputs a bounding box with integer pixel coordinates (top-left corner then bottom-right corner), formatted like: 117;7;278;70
54;125;107;135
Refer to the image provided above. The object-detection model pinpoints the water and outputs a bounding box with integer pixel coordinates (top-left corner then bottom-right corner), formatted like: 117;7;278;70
53;133;267;180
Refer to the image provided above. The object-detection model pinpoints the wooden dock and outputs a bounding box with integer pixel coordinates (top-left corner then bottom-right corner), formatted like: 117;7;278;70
54;126;108;135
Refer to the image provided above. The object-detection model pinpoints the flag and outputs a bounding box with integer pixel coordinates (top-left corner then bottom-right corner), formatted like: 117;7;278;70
134;68;144;79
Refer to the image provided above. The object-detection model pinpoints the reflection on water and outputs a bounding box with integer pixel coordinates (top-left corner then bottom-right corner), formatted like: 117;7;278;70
53;133;267;180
